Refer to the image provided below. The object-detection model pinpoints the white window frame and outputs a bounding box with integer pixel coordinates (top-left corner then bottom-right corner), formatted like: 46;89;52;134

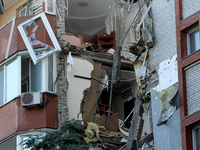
19;6;27;17
28;53;56;93
0;56;21;105
18;12;61;65
193;125;200;150
187;26;200;55
45;0;56;14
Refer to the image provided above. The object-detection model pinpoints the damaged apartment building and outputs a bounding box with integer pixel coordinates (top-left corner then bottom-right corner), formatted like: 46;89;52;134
0;0;200;150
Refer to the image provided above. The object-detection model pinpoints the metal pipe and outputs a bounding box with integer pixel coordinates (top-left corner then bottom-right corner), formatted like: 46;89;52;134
120;108;134;128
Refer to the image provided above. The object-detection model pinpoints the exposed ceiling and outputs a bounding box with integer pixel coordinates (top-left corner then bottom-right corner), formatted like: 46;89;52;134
65;0;115;36
3;0;18;10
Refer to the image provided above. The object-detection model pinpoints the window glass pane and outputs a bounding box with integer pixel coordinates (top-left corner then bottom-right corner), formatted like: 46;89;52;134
27;2;33;16
0;68;4;105
196;128;200;150
23;134;43;150
31;61;42;91
20;8;26;17
6;59;19;102
47;0;54;12
190;29;200;54
48;55;53;91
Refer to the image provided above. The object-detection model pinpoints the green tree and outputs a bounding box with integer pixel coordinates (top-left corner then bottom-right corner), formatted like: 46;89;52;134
23;120;88;150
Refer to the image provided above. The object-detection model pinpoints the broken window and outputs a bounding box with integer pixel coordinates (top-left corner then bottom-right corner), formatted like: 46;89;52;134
187;26;200;55
18;12;61;65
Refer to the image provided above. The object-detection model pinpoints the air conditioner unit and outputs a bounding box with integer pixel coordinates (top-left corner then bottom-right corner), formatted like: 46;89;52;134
21;92;43;107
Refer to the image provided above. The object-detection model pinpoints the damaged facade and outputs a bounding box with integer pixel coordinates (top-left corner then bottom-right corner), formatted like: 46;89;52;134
0;0;200;150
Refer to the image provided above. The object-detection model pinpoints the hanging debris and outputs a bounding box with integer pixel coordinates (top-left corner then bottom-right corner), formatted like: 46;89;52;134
157;85;178;126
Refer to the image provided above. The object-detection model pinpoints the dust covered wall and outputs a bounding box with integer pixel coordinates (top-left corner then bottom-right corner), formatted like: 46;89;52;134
67;57;93;120
149;0;177;72
182;0;200;20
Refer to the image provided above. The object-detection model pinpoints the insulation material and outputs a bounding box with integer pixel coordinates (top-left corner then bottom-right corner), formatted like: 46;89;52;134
157;85;178;126
66;52;74;72
154;55;178;91
84;122;100;144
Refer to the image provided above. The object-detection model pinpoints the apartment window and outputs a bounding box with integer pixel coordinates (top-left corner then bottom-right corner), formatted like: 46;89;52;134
6;59;19;102
187;26;200;55
30;60;42;92
45;0;56;14
193;126;200;150
19;0;38;17
0;67;4;105
0;57;21;106
16;132;45;150
19;7;27;17
21;54;56;93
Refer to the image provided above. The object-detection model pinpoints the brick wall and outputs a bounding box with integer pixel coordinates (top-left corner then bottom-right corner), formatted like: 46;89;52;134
185;62;200;115
149;0;177;72
182;0;200;20
176;0;200;149
0;93;58;141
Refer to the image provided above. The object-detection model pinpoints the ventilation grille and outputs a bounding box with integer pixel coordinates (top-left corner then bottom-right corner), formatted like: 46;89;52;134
22;93;33;104
21;92;42;107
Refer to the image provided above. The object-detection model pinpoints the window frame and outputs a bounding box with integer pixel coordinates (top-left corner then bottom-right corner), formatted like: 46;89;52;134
193;125;200;150
18;12;61;65
16;132;45;150
45;0;56;14
28;53;56;93
0;56;21;106
19;6;27;17
187;26;200;55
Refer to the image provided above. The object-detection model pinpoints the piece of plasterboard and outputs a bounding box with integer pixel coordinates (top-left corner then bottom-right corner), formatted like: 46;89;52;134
108;113;119;132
